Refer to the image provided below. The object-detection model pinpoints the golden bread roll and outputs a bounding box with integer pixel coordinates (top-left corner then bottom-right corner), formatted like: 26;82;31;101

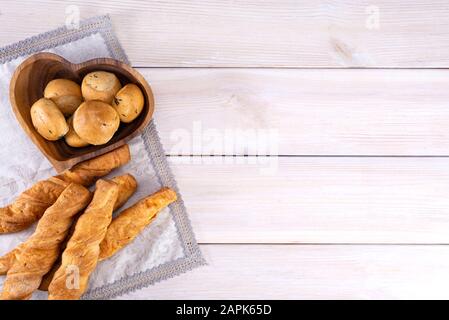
72;100;120;145
112;84;145;123
38;173;138;291
30;98;69;141
81;71;121;104
99;187;177;261
1;184;91;300
57;144;131;186
0;145;130;234
48;179;119;300
64;116;89;148
44;79;83;116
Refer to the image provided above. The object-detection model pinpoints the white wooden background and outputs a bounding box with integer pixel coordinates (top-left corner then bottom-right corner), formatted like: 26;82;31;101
2;0;449;299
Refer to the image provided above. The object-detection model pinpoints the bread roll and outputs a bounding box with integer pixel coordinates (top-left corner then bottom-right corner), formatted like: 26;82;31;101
64;116;89;148
72;100;120;145
112;84;145;123
81;71;121;104
44;79;83;116
30;98;69;141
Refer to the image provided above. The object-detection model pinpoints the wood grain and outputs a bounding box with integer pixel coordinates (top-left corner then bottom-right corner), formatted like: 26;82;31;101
144;68;449;156
118;244;449;299
2;0;449;300
170;157;449;244
1;0;449;67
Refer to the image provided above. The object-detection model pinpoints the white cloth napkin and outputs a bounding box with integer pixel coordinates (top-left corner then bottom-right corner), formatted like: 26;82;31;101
0;16;204;300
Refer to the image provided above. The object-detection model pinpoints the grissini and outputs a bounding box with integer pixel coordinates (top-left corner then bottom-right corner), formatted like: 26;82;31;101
111;174;138;211
99;187;177;261
1;183;91;300
41;186;175;292
0;145;130;234
0;177;68;234
38;174;137;291
57;144;130;187
48;179;119;300
0;248;19;276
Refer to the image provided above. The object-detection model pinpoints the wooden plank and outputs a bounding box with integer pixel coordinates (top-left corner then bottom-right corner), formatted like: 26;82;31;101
2;1;449;67
170;157;449;244
118;244;449;299
145;68;449;156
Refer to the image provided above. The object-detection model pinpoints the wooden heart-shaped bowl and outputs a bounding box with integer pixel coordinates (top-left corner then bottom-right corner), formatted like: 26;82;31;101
9;52;154;173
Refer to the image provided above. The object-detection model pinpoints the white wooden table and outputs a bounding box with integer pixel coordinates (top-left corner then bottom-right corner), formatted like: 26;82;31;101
2;0;449;299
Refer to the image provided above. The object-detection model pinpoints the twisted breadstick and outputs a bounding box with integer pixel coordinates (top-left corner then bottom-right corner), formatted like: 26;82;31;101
40;186;176;293
38;174;137;291
48;179;119;300
0;177;69;234
1;183;91;300
57;145;130;186
111;174;137;211
0;145;130;234
99;187;177;261
0;248;19;275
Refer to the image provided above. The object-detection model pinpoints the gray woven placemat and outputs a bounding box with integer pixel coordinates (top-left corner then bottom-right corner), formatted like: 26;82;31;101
0;15;205;300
